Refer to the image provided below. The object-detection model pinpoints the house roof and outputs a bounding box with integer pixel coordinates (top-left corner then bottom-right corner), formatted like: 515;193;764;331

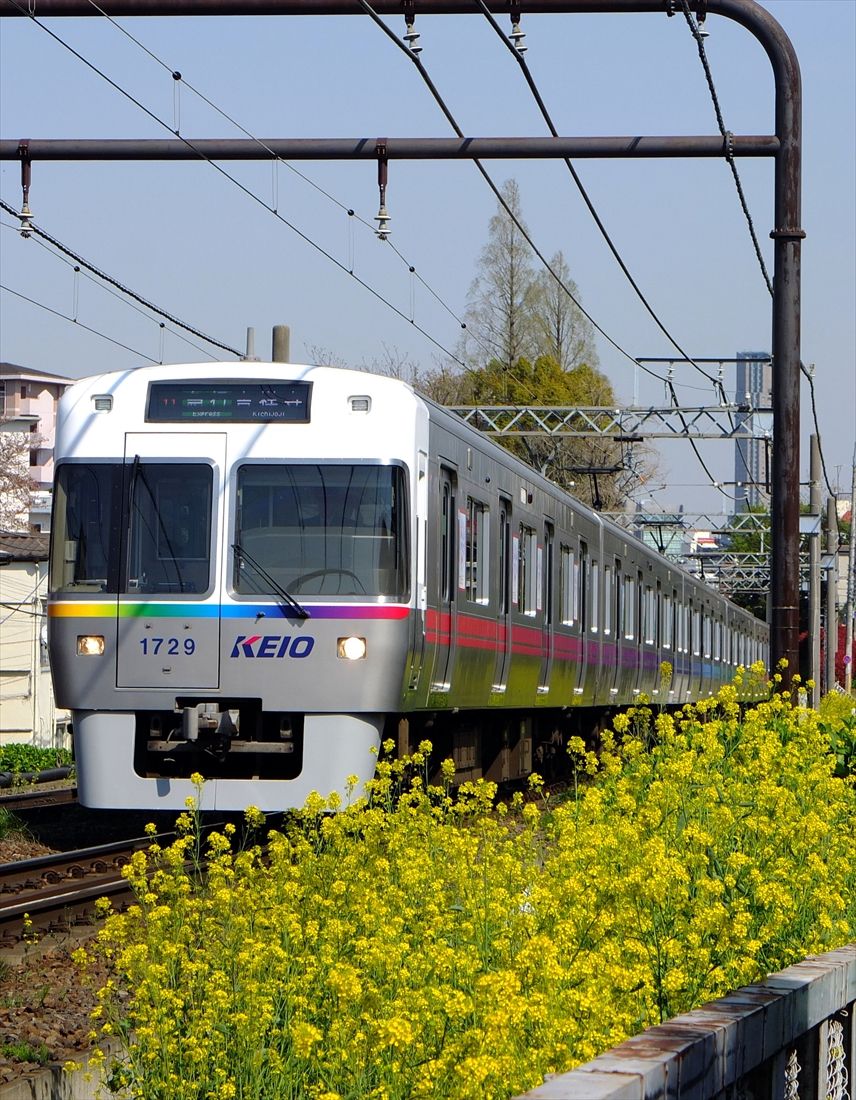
0;362;73;386
0;531;50;562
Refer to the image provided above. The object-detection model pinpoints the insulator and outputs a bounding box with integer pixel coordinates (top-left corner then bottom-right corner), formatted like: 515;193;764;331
18;202;33;239
509;22;527;53
375;205;391;241
404;24;422;54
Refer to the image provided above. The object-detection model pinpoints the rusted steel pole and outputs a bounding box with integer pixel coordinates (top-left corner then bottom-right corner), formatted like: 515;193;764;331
0;136;780;161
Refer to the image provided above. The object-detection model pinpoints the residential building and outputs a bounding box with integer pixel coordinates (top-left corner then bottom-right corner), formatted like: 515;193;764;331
0;532;70;748
0;362;72;532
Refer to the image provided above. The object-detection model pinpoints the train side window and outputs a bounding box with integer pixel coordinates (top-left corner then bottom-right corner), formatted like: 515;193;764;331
578;542;589;632
663;593;673;650
603;565;613;635
692;608;701;657
644;585;655;645
465;497;489;604
703;614;711;659
518;524;537;615
440;476;454;603
499;500;511;615
590;558;599;633
559;544;575;626
543;523;554;624
623;575;635;640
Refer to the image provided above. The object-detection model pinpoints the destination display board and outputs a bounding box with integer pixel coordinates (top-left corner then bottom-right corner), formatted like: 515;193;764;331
146;381;312;423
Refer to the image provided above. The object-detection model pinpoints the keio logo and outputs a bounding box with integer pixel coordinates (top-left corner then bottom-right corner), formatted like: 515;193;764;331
230;635;315;659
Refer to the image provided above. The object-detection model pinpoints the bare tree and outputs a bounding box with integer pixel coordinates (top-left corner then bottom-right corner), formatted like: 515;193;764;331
461;179;539;376
0;426;39;531
532;251;600;373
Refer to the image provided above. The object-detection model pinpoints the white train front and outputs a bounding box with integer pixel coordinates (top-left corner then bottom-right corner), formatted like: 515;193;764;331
47;363;768;811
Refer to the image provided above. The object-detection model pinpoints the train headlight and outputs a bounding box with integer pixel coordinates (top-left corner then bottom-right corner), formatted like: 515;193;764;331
77;635;105;656
337;636;367;661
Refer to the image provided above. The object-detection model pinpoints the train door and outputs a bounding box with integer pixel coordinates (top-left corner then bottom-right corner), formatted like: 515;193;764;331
430;467;457;691
492;497;512;691
538;522;554;693
116;433;225;690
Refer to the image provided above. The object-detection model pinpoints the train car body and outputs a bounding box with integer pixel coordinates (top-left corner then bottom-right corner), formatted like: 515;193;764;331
48;364;768;810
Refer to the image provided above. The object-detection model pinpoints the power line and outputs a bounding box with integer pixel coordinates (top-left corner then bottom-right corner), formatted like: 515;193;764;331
5;0;467;368
358;0;737;501
679;0;834;500
476;1;733;405
1;282;159;360
80;0;476;345
0;200;240;356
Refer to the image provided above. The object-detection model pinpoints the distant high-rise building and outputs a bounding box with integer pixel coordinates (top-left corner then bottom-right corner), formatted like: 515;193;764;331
733;351;773;511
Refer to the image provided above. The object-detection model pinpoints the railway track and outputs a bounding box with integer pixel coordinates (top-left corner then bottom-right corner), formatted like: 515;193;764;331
0;785;78;813
0;836;153;948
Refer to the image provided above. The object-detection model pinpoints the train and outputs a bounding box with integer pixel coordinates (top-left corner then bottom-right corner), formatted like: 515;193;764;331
47;363;768;811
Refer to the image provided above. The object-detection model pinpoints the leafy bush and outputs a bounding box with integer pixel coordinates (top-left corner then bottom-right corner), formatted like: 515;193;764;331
0;744;73;776
82;678;856;1100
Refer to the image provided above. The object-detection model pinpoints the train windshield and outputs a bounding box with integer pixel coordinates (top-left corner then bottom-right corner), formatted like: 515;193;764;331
51;462;213;595
234;464;408;599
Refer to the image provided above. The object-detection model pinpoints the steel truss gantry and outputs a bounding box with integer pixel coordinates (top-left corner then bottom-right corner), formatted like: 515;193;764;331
448;404;772;441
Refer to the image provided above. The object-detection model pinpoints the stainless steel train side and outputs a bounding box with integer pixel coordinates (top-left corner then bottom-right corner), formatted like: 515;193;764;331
47;363;768;810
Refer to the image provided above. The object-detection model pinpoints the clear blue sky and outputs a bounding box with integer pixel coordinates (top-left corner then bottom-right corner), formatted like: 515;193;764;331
1;0;854;514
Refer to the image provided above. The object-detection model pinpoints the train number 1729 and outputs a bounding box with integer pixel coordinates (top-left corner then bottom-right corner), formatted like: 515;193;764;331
139;637;196;656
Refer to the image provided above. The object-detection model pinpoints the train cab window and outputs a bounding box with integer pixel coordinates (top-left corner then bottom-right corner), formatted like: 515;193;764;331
464;497;489;604
52;461;213;596
51;463;124;593
127;464;213;595
234;463;408;599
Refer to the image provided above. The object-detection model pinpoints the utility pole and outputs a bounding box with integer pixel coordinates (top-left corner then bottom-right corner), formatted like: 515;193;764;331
845;453;856;695
825;497;838;695
809;436;821;705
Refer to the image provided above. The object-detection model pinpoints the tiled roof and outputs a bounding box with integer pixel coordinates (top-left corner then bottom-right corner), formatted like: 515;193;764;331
0;531;50;561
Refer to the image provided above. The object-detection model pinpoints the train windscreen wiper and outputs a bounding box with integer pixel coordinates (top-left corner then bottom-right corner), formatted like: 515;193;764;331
232;542;310;620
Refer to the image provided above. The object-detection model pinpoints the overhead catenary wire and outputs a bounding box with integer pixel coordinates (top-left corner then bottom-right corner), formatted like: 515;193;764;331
80;0;478;347
5;0;468;369
679;0;834;500
0;282;160;362
476;0;733;404
0;202;237;358
358;0;737;500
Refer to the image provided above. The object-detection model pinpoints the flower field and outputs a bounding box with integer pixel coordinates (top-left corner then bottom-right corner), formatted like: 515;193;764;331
80;671;856;1099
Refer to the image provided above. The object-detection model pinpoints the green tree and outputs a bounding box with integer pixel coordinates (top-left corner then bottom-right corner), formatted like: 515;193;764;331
422;179;649;509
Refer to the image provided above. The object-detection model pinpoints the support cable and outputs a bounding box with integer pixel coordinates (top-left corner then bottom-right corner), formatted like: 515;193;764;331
0;282;160;362
1;198;240;355
79;0;477;344
0;214;222;360
679;0;833;499
476;0;733;404
5;0;466;367
359;0;736;500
